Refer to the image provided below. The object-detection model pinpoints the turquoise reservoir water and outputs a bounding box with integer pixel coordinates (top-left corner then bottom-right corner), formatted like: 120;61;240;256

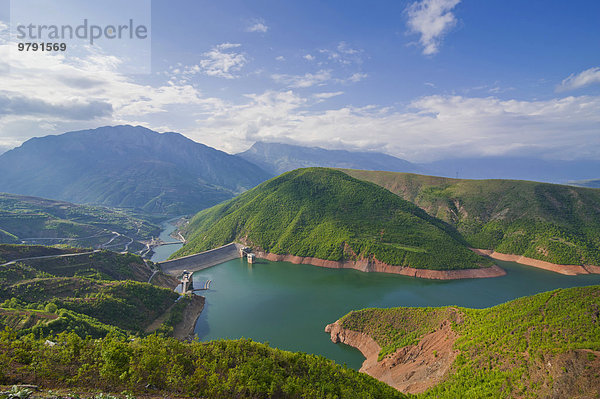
150;219;183;262
192;258;600;369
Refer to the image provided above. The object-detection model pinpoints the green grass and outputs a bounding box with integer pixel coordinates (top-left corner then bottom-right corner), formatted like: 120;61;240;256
174;168;492;271
340;306;457;360
0;243;86;263
342;169;600;266
338;285;600;398
50;281;179;333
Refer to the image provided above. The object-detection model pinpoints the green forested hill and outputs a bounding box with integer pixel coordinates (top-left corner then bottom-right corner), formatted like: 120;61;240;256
0;245;405;399
337;285;600;398
175;168;492;270
0;193;161;252
341;169;600;266
0;334;405;399
0;245;179;337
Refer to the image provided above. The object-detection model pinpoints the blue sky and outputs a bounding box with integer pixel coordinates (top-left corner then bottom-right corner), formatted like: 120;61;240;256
0;0;599;161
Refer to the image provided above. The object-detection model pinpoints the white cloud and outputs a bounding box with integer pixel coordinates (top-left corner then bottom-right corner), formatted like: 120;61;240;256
272;70;332;88
198;43;247;79
345;72;368;83
246;19;269;33
190;92;600;162
303;54;315;61
272;69;365;89
0;42;218;149
406;0;460;55
1;31;598;164
0;20;8;45
276;56;285;62
557;67;600;92
319;42;363;65
313;91;344;99
462;83;516;95
488;86;515;94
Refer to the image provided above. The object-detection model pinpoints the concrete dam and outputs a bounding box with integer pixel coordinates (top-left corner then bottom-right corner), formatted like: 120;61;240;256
159;243;245;276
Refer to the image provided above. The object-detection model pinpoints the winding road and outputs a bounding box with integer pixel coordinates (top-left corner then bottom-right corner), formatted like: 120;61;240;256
0;249;101;268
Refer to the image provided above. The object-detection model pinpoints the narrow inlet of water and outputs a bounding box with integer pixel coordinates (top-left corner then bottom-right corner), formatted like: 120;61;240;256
150;218;183;262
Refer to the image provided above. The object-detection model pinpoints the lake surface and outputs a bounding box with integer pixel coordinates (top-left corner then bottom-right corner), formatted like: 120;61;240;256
192;258;600;369
150;219;183;262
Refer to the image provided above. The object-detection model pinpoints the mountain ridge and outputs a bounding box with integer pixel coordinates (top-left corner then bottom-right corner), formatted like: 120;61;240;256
238;141;600;183
238;141;422;175
0;125;272;215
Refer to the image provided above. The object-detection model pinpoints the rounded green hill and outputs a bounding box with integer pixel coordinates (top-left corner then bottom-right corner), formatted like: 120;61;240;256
175;168;491;271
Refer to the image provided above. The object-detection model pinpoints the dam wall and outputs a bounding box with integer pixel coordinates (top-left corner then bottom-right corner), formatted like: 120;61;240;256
159;243;244;276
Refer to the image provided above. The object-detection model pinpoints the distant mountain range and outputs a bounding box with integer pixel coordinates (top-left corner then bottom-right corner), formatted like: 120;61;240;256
1;128;597;218
238;142;600;184
571;179;600;188
237;141;423;175
424;157;600;183
0;126;271;215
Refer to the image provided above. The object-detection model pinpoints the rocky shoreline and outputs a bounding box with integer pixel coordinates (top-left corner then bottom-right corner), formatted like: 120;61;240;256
325;319;458;394
252;247;600;279
254;250;506;280
470;248;600;276
173;295;205;341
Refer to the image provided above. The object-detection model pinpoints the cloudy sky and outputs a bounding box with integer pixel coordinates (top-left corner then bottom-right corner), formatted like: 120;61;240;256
0;0;599;161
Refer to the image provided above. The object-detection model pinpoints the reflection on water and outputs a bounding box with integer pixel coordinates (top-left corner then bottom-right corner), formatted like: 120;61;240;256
193;258;600;369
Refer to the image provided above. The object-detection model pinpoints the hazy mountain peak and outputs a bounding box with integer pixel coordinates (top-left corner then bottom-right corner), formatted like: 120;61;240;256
238;141;421;175
0;125;271;215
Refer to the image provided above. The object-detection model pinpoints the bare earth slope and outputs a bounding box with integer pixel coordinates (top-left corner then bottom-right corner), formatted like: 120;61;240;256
326;286;600;398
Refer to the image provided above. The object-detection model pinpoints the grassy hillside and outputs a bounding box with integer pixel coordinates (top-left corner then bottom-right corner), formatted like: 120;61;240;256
0;334;405;399
0;247;405;399
0;193;161;252
175;168;491;270
0;245;178;337
338;285;600;398
342;170;600;266
0;244;86;263
0;244;161;282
